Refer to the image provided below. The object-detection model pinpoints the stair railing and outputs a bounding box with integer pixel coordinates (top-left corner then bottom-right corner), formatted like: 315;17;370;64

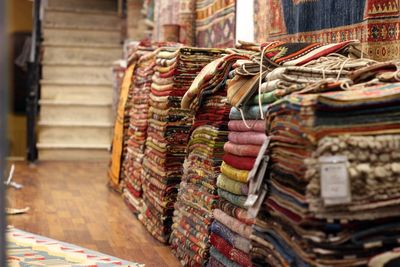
26;0;42;162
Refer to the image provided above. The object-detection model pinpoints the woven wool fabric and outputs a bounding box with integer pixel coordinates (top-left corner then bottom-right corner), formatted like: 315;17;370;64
252;43;400;266
170;116;230;265
254;0;400;61
7;227;144;267
169;51;253;266
195;0;236;48
122;44;158;214
108;63;136;189
210;220;252;254
211;77;268;267
210;233;252;267
217;174;249;196
220;161;250;183
227;132;267;146
209;247;242;267
139;47;224;243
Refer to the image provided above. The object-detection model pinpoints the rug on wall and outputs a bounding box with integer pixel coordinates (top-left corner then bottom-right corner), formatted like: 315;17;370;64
7;227;144;267
254;0;400;61
195;0;236;48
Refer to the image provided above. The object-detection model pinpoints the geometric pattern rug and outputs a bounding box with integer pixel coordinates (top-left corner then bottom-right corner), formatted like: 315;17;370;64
7;227;144;267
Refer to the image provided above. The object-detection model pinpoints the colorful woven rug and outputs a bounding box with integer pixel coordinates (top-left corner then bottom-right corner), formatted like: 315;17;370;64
254;0;400;61
196;0;236;48
7;227;144;267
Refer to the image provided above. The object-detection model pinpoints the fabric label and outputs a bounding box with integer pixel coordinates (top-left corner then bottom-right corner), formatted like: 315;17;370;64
319;155;351;206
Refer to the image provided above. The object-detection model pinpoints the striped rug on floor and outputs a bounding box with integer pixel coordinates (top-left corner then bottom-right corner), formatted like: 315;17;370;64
7;227;144;267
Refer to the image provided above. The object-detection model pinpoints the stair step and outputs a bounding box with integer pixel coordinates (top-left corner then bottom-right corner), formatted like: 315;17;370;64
38;124;112;146
41;83;112;102
45;7;118;16
43;8;120;29
38;146;110;161
42;64;114;85
43;27;120;46
41;79;111;87
42;45;122;65
47;0;117;12
43;24;120;32
42;42;121;49
39;101;112;125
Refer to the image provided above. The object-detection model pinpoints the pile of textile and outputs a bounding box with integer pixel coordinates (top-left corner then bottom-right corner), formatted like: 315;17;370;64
108;44;141;190
139;47;224;243
208;58;269;267
249;42;400;266
123;45;157;213
170;53;258;266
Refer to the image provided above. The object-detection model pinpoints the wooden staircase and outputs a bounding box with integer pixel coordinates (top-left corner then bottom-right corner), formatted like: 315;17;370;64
38;0;122;160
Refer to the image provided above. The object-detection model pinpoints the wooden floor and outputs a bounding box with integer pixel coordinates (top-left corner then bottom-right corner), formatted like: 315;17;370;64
7;161;181;267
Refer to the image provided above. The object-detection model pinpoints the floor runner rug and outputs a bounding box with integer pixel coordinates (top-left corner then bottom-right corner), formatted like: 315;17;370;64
7;227;144;267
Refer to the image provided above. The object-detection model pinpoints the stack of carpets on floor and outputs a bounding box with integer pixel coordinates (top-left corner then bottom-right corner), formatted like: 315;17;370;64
139;47;224;243
108;44;141;190
170;53;253;266
208;83;268;267
123;45;158;213
250;43;400;266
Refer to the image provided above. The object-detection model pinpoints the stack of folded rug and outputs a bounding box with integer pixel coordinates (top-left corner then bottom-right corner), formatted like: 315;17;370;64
108;44;140;190
208;102;268;267
123;45;157;213
254;83;400;266
139;47;224;243
250;42;400;266
170;53;256;266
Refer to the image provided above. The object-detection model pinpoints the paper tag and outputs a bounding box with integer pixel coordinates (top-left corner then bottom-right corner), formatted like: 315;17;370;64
247;137;270;189
247;188;267;219
245;194;258;207
319;156;351;206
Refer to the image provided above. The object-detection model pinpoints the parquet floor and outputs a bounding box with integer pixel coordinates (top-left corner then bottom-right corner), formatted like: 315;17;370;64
6;161;181;267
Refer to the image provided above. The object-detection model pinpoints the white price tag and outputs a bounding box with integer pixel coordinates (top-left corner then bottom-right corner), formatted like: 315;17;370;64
319;156;351;206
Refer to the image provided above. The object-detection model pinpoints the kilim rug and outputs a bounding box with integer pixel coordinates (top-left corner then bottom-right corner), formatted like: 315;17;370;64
195;0;236;48
254;0;400;61
6;227;144;267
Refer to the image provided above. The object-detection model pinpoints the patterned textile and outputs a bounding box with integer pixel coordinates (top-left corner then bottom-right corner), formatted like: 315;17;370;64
138;47;223;243
210;221;252;254
7;227;143;267
182;53;250;111
122;44;158;214
213;209;252;239
251;42;400;266
254;0;400;61
210;233;252;267
209;246;241;267
108;64;136;190
170;51;248;266
195;0;236;48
